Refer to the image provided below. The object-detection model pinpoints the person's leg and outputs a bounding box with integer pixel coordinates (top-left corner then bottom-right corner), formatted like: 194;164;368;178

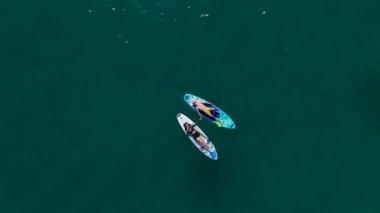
210;109;220;118
211;109;222;121
209;109;223;126
197;136;210;149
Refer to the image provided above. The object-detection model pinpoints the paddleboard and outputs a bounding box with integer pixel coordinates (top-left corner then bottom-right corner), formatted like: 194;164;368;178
183;94;236;129
177;113;218;160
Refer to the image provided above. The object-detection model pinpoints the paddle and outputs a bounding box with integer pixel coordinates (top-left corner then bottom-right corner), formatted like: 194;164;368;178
216;121;222;127
192;119;209;139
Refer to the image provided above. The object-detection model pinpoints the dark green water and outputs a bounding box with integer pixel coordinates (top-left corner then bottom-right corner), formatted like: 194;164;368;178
1;0;380;212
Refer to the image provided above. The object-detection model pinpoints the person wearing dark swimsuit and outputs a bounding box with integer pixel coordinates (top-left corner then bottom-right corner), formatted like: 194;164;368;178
183;122;211;150
192;100;223;127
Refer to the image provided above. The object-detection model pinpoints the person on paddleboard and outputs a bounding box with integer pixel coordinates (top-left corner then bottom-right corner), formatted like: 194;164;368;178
192;100;224;127
183;122;212;151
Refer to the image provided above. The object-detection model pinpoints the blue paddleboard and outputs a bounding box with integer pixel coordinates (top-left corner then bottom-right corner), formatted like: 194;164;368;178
184;94;236;129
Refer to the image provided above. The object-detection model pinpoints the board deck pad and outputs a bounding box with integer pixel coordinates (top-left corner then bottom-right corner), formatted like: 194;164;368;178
184;94;236;129
177;113;218;160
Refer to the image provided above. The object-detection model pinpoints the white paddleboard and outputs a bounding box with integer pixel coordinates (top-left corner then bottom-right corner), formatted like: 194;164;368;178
177;113;218;160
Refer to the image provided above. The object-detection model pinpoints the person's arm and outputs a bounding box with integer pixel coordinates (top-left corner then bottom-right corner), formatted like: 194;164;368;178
196;109;203;120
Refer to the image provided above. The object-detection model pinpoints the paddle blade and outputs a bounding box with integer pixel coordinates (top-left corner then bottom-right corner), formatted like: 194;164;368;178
216;121;222;127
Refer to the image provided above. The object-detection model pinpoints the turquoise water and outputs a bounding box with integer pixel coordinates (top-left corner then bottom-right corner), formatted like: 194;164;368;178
1;0;380;212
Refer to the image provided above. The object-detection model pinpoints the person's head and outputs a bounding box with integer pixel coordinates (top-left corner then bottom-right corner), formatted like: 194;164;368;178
183;122;192;130
192;101;198;108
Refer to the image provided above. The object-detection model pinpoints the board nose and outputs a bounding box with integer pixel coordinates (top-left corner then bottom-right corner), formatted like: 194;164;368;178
210;151;218;160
